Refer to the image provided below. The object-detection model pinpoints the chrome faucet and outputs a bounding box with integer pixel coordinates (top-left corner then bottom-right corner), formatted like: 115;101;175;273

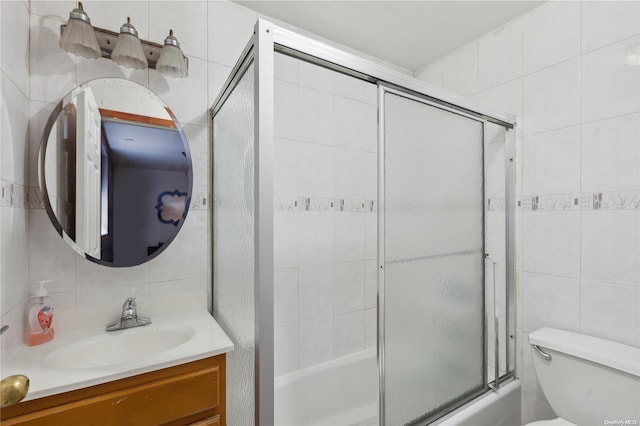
106;297;151;331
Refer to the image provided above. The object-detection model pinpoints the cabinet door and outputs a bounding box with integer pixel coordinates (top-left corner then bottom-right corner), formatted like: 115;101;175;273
189;415;221;426
2;363;221;426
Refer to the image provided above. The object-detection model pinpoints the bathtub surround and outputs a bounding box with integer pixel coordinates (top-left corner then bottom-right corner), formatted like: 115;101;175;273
273;53;378;375
0;0;263;359
416;1;640;423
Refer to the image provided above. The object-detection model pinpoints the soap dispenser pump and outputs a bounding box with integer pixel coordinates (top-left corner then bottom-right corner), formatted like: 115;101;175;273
27;280;55;346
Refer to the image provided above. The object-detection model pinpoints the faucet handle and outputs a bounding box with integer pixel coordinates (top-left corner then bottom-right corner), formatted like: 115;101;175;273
123;296;137;309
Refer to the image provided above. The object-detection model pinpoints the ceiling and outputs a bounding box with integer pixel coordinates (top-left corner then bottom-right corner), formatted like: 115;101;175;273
234;1;543;72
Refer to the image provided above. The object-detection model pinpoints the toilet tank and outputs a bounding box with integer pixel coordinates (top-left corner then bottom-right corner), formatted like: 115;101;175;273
529;328;640;426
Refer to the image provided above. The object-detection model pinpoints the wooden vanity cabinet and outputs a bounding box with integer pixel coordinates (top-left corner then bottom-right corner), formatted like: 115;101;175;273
0;354;226;426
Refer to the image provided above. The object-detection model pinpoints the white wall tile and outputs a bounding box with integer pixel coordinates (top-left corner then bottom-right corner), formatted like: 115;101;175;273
299;265;334;322
76;259;148;289
28;101;56;186
333;261;364;315
207;1;257;66
333;72;364;102
581;280;639;347
363;83;377;106
2;1;29;96
148;210;207;281
298;60;333;93
84;0;149;40
362;103;377;153
208;61;232;109
29;1;73;22
1;75;28;185
581;35;640;123
364;260;377;309
0;206;28;313
523;126;580;195
333;148;363;200
334;310;364;357
581;0;640;53
581;211;639;286
334;213;364;263
523;211;580;278
274;79;298;140
29;15;76;103
522;272;580;333
442;42;478;97
298;141;333;198
274;268;298;327
364;213;376;261
415;58;444;88
333;95;364;150
149;277;208;299
274;138;299;196
581;113;640;192
523;1;580;74
363;152;377;200
28;209;77;292
299;317;333;368
474;78;523;138
149;56;208;126
77;283;149;307
274;211;298;269
299;213;334;266
478;19;523;91
364;307;376;348
275;324;298;376
523;58;580;135
76;57;148;87
274;52;298;84
298;87;333;145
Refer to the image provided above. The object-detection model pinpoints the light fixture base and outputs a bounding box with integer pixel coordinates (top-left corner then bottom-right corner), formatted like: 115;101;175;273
60;24;188;72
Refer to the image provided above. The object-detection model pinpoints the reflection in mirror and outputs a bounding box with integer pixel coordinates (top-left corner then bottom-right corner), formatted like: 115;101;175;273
39;78;192;267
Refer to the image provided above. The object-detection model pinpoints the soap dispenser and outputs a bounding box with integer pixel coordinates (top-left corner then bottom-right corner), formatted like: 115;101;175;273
27;280;55;346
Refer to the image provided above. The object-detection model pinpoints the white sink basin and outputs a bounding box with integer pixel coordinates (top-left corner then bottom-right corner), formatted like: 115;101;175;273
44;326;195;370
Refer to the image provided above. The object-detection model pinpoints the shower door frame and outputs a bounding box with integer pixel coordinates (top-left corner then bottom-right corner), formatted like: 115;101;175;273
211;18;517;426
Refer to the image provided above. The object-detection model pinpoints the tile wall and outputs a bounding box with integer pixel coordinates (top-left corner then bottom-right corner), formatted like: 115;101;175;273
273;53;378;375
416;1;640;423
0;0;261;358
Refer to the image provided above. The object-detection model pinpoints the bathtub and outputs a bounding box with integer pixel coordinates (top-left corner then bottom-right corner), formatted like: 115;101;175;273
274;347;521;426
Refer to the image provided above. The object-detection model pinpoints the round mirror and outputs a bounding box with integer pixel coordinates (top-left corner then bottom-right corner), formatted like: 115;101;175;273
39;78;193;267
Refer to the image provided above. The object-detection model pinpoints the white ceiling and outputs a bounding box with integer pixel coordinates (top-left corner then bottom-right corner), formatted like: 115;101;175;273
234;1;543;72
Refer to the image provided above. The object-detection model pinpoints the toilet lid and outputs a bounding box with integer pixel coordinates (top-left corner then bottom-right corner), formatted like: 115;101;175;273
526;418;577;426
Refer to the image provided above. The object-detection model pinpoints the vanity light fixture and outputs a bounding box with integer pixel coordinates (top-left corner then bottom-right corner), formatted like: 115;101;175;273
59;4;189;78
156;30;189;78
59;2;101;59
111;17;148;70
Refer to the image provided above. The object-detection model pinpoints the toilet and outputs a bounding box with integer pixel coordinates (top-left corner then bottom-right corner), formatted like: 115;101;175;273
526;327;640;426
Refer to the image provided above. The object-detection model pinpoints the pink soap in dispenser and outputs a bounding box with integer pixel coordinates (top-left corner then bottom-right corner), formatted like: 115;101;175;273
27;280;55;346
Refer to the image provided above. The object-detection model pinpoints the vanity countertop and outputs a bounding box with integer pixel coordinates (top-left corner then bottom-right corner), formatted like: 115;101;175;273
0;293;233;401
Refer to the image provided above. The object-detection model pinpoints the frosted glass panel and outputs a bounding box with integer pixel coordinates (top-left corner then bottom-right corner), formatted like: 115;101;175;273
212;63;256;426
383;93;485;425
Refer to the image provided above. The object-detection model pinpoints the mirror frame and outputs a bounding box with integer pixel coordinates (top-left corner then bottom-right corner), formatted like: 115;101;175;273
38;78;193;267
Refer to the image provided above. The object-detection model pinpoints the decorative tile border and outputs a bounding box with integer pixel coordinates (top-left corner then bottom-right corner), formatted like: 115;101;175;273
275;196;377;213
517;191;640;212
0;180;28;209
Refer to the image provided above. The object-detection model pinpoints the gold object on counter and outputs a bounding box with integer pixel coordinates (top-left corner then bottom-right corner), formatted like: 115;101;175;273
1;374;29;408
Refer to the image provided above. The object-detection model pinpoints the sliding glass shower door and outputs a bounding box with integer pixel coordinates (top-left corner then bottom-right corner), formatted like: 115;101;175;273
380;89;486;425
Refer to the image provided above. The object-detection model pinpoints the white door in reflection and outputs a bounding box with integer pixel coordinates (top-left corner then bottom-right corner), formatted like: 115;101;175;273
75;88;101;258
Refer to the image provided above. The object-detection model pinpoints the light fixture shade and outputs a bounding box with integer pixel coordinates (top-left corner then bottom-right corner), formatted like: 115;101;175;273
157;30;188;78
59;2;101;59
111;18;148;70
